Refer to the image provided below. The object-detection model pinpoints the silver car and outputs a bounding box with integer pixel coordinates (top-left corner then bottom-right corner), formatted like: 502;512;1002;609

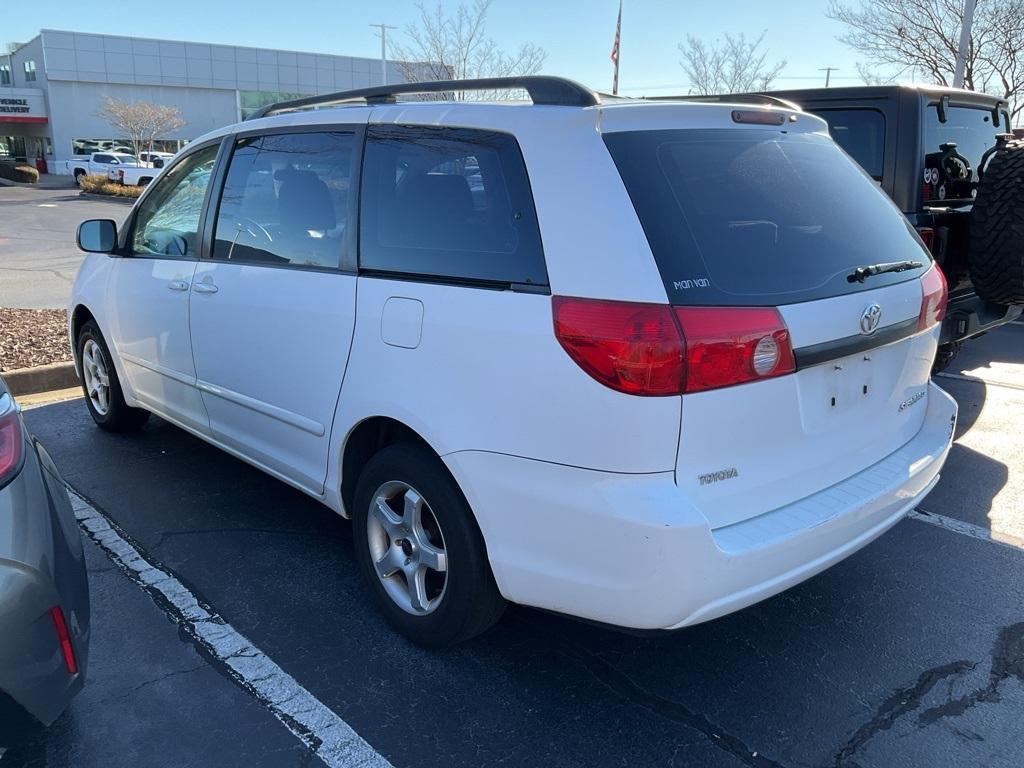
0;377;90;732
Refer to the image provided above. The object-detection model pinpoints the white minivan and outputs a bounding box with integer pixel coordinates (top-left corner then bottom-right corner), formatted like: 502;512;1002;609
70;77;956;646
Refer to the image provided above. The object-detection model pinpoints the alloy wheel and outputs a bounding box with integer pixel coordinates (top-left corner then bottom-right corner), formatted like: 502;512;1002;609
82;339;111;416
366;481;448;615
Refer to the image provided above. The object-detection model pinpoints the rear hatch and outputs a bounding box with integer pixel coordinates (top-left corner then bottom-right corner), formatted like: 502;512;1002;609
604;110;942;529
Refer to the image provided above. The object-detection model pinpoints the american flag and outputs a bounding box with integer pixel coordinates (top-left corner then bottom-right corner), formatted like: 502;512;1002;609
610;0;622;95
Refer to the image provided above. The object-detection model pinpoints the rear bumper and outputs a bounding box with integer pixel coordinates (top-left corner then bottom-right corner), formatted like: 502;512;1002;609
941;293;1022;345
446;382;957;631
0;442;90;726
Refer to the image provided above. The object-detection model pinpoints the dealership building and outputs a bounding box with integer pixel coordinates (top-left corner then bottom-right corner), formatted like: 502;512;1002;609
1;29;410;170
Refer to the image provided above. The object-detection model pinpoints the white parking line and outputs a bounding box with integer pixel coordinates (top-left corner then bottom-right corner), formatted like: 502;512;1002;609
909;508;1024;553
67;489;393;768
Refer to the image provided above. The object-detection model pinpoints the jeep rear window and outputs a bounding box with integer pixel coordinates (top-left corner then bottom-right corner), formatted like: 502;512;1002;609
923;105;1004;202
810;109;885;181
604;129;930;306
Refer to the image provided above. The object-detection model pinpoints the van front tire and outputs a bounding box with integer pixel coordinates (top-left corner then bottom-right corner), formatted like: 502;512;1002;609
77;321;150;432
352;443;506;647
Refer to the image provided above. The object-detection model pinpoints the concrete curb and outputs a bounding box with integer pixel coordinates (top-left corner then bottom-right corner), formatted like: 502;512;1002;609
4;361;79;397
0;176;39;188
78;191;138;204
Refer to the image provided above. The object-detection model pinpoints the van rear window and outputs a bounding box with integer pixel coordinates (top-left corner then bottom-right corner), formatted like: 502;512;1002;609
604;129;930;306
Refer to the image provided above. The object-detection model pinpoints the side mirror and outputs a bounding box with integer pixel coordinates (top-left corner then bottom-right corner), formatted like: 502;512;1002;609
77;219;118;253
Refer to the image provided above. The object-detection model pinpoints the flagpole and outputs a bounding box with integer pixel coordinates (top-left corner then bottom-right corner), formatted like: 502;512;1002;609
611;0;622;95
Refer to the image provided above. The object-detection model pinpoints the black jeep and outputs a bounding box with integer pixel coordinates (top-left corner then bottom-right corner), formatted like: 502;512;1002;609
764;85;1023;371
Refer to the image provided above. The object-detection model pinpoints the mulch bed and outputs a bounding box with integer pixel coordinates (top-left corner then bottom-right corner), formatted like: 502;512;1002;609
0;308;73;373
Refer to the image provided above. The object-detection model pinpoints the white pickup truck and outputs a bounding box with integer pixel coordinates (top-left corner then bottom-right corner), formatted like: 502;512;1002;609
106;163;162;187
66;152;140;186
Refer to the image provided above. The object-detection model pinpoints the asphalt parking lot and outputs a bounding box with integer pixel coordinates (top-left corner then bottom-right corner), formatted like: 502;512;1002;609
0;185;129;309
0;321;1019;767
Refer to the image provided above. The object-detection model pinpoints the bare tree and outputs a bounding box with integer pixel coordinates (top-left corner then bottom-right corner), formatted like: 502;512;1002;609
829;0;1024;119
97;98;187;164
678;31;786;95
390;0;546;99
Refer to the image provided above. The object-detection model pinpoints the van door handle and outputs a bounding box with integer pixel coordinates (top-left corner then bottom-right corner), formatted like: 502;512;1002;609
193;282;219;294
167;280;190;291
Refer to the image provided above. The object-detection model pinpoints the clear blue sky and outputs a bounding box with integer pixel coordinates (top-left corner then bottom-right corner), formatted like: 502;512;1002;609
8;0;882;93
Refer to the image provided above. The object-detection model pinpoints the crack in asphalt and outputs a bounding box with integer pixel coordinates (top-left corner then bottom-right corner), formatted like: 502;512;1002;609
832;660;975;767
916;622;1024;726
834;622;1024;766
522;621;785;768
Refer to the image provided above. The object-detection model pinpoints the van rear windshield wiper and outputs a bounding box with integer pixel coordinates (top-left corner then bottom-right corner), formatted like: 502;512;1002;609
847;260;923;283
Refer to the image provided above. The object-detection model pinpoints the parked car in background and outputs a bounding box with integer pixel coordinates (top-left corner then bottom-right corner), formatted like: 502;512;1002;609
0;376;90;734
138;151;174;169
66;152;139;187
69;77;956;647
107;164;161;187
762;85;1024;371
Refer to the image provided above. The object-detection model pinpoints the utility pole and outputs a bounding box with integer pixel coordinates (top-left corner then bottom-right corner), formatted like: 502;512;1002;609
953;0;977;88
369;23;397;85
818;67;839;87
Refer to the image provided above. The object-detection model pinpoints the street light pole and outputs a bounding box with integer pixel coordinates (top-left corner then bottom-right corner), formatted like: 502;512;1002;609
369;23;397;86
953;0;977;88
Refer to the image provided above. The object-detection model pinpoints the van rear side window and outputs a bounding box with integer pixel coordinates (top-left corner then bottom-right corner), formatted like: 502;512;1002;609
359;125;548;287
604;128;930;306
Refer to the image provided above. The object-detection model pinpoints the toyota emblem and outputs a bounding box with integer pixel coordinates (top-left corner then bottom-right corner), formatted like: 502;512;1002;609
860;303;882;335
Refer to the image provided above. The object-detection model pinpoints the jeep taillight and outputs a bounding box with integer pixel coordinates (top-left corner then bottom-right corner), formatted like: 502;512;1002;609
916;226;935;253
552;298;795;396
0;411;24;486
918;265;948;331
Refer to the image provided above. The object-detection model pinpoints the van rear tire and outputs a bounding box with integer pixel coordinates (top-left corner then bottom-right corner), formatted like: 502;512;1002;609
352;443;505;646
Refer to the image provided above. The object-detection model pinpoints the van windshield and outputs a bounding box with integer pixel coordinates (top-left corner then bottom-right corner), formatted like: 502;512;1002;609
604;129;930;306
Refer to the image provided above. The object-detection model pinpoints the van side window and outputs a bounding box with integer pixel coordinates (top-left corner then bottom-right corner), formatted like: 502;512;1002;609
360;125;548;287
211;132;355;270
811;109;886;181
131;144;218;258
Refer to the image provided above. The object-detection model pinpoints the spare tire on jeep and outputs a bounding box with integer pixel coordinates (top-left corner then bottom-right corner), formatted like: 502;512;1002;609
968;137;1024;305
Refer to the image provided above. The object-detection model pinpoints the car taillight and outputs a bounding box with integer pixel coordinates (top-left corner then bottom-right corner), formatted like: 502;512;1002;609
0;411;23;485
918;265;948;331
916;226;935;253
552;297;684;396
552;298;795;396
674;306;795;393
49;606;78;675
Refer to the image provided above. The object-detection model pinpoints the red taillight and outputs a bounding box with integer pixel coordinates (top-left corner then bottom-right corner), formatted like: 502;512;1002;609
0;411;23;484
49;606;78;675
553;297;684;396
918;265;948;331
552;298;795;396
916;226;935;253
675;306;795;393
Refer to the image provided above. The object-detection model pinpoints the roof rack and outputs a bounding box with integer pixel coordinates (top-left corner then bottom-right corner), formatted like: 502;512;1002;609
248;76;600;119
646;93;803;111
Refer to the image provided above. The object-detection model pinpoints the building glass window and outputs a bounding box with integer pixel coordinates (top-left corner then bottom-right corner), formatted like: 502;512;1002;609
238;90;308;121
72;138;186;156
0;64;11;86
23;60;36;83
